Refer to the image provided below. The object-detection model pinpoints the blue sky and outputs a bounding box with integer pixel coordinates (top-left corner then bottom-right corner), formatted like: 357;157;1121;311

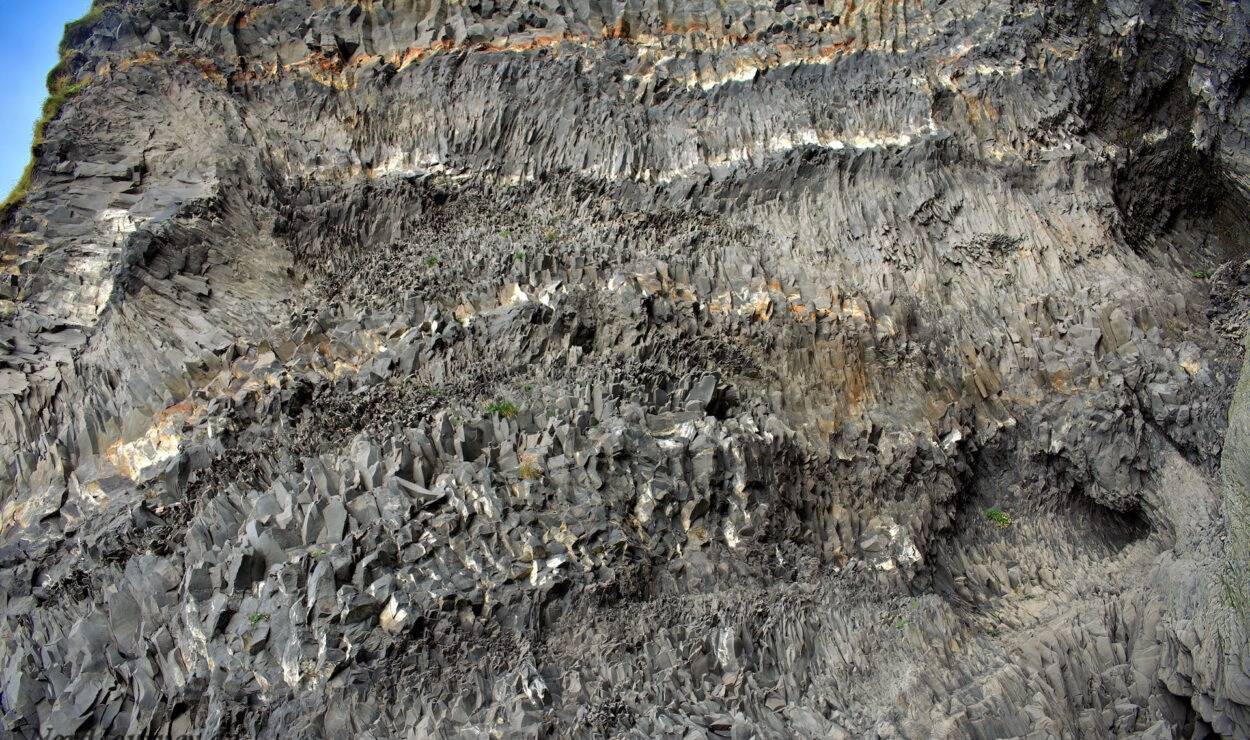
1;1;95;197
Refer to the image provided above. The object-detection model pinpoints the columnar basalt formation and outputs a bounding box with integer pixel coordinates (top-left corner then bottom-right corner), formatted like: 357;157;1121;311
1;0;1249;736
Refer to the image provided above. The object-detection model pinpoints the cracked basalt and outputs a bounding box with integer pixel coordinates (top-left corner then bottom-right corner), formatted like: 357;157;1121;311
1;0;1249;737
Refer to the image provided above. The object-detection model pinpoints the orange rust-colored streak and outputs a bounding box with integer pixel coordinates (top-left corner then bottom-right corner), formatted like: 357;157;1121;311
819;39;861;56
661;21;710;35
154;400;195;424
110;20;886;91
104;439;135;479
117;50;162;72
1049;368;1073;394
116;50;227;86
603;19;631;39
844;359;868;408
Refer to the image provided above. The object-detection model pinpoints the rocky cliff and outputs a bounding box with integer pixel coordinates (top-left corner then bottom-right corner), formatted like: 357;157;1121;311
2;0;1249;736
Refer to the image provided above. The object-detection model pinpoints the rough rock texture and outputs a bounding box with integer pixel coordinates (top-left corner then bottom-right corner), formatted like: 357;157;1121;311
2;0;1250;736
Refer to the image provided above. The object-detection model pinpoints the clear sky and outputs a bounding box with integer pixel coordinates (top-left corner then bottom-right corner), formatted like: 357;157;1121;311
0;1;95;197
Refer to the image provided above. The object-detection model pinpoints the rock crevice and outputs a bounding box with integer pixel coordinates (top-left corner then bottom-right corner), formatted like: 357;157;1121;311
1;0;1248;736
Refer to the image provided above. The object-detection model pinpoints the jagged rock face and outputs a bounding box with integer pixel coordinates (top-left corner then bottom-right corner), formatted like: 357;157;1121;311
1;0;1249;736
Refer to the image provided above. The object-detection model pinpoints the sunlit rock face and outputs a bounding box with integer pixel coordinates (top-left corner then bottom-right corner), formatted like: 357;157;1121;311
1;0;1248;736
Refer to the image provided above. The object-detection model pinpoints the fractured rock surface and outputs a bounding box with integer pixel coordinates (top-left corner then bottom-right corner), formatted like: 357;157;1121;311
2;0;1250;736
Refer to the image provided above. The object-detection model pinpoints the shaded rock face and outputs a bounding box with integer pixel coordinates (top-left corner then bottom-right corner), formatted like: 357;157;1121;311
1;0;1249;736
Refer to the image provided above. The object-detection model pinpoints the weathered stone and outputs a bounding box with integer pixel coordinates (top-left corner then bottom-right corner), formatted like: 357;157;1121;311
0;0;1247;736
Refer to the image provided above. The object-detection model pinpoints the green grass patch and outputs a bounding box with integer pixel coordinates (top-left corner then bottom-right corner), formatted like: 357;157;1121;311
518;454;541;480
486;401;519;419
61;2;116;54
986;508;1012;529
1;2;104;219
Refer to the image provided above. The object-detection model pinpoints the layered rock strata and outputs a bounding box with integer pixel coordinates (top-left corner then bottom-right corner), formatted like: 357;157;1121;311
1;0;1249;736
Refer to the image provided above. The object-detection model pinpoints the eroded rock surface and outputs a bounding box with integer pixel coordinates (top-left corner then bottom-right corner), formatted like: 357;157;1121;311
2;0;1249;736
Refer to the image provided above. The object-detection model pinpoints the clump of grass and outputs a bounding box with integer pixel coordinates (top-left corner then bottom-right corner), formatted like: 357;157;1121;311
1;1;105;219
518;454;541;481
2;75;90;218
543;230;556;243
486;401;518;419
1193;271;1209;279
63;3;109;47
986;508;1012;529
249;612;268;625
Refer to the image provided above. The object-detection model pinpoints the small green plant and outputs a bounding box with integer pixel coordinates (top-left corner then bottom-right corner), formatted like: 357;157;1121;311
522;383;533;392
249;612;268;625
986;626;1000;637
310;550;326;558
63;2;109;41
426;257;438;266
514;252;525;261
518;454;542;481
1193;271;1209;279
986;508;1012;528
486;401;519;418
894;617;911;629
543;230;556;243
2;75;90;217
1;0;106;218
500;230;511;238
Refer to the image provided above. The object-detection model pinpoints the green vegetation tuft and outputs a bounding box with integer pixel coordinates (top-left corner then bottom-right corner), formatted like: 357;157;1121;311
61;2;119;56
986;508;1012;529
2;2;106;219
486;401;519;418
249;612;268;625
518;455;541;480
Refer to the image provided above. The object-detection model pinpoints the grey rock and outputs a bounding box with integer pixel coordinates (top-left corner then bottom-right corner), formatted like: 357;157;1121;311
0;0;1248;737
